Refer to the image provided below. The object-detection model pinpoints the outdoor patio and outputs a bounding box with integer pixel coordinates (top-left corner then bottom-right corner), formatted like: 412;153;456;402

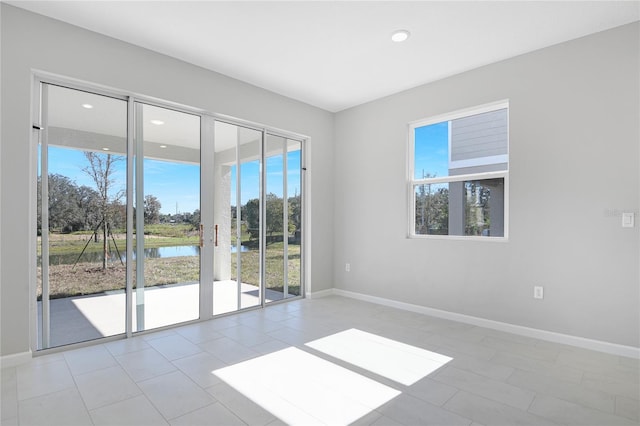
37;281;291;349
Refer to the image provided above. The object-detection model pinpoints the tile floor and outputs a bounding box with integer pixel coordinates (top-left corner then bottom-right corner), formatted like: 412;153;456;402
1;295;639;425
37;280;288;348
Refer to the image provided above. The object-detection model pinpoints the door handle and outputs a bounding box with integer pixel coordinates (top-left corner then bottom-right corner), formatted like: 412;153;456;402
199;224;204;248
214;224;219;247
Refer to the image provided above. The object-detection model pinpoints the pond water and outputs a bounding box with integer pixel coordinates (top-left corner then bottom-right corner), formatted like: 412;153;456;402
47;244;248;265
231;245;249;253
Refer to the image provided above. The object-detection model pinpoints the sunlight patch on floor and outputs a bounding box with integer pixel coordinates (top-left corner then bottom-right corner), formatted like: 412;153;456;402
213;347;401;425
306;328;452;385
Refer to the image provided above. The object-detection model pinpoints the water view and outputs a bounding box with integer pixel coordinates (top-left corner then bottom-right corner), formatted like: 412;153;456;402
47;244;248;265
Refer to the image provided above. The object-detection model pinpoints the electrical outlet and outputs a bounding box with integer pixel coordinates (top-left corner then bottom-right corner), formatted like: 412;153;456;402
345;263;351;272
622;212;635;228
534;286;544;299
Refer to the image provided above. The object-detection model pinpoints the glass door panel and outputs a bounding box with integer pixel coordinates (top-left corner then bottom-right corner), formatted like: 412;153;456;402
213;121;262;315
264;135;303;303
134;103;201;331
286;139;303;297
264;135;286;302
38;83;127;349
239;131;262;309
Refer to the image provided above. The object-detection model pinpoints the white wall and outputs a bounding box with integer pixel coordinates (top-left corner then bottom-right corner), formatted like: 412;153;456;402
0;4;334;357
2;4;638;358
333;23;639;348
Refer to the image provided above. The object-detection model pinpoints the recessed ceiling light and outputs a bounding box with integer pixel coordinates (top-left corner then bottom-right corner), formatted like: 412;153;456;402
159;145;167;149
391;30;410;43
82;103;94;109
102;147;110;151
150;119;164;125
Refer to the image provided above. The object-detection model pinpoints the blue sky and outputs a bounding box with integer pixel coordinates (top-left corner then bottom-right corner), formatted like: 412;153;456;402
144;159;200;214
47;146;127;195
48;147;200;214
231;150;302;205
47;146;301;214
414;121;449;179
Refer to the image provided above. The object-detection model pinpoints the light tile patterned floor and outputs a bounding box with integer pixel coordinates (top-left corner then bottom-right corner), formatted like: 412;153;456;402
2;295;639;425
37;280;289;348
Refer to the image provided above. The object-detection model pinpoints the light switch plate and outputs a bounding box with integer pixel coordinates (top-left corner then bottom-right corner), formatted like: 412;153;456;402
622;212;634;228
534;286;544;299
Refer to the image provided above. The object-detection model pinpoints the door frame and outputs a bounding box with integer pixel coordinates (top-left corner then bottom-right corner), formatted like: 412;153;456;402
30;72;309;354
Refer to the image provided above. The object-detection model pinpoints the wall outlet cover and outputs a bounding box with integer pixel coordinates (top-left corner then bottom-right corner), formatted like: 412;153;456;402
622;212;635;228
534;286;544;299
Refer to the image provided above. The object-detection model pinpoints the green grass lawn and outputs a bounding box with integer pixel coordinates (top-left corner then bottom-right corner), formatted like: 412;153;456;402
231;241;301;295
38;257;199;299
39;224;301;299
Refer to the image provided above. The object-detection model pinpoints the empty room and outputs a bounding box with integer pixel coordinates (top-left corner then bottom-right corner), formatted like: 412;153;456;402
1;1;638;425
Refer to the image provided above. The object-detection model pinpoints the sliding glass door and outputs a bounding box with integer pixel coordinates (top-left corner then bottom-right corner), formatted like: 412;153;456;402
264;135;303;302
213;121;263;315
37;84;128;349
212;123;304;313
36;79;304;350
37;88;202;349
133;103;201;331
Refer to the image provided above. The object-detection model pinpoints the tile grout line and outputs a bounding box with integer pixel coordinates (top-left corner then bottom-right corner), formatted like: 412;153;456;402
64;355;97;426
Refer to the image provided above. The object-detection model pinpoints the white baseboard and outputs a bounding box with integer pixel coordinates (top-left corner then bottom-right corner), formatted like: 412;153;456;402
306;288;334;299
332;288;640;359
0;350;32;368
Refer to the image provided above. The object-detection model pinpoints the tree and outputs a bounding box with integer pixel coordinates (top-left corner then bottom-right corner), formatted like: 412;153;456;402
38;175;105;235
144;195;161;224
50;174;85;232
77;185;101;232
288;194;301;235
82;152;124;270
189;209;201;228
109;199;126;230
415;183;448;235
243;194;290;241
244;198;260;239
265;193;283;238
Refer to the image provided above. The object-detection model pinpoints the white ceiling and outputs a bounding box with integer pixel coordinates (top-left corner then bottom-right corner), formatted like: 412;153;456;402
9;1;640;112
45;83;275;161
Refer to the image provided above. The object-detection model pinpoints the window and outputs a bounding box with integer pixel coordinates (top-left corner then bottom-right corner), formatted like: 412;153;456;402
409;101;508;238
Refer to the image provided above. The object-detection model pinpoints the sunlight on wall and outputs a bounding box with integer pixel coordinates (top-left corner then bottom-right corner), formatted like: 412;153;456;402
306;328;452;386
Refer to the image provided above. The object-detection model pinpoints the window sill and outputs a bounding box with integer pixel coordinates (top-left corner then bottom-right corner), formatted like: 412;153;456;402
408;234;509;242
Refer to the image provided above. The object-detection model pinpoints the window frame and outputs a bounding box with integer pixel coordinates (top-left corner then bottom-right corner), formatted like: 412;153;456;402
407;100;509;241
